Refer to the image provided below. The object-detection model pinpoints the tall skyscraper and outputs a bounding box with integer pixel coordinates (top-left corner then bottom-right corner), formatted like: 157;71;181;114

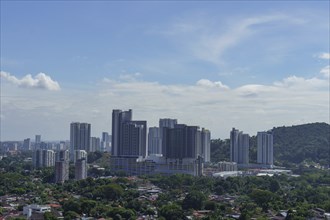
35;135;41;150
230;128;249;164
90;137;101;152
163;124;201;160
101;132;111;152
201;128;211;162
33;149;55;168
257;131;274;165
75;159;87;180
23;138;31;151
159;118;177;156
111;109;147;157
74;150;87;180
70;122;91;161
111;109;132;156
148;127;162;155
55;150;69;183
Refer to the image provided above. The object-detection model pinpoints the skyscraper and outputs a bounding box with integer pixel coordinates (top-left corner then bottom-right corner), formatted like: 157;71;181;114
101;132;111;152
74;150;87;180
111;109;132;156
159;118;177;156
163;124;201;159
257;131;274;165
230;128;249;164
148;127;162;155
35;135;41;150
55;150;69;183
90;137;101;152
23;138;31;151
33;149;55;168
70;122;91;161
75;159;87;180
201;128;211;162
111;109;147;157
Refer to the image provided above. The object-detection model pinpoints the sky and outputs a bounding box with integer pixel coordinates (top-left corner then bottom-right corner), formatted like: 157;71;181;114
1;1;329;141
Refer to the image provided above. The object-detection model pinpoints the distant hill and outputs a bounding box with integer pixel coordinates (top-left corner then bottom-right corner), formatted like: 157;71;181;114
210;122;330;166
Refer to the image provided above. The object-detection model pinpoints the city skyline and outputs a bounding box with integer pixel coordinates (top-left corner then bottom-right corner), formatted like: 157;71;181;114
1;1;329;140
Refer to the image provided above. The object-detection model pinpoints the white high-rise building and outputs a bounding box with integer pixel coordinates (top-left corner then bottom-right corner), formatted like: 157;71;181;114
43;150;55;167
74;150;87;163
257;131;274;165
70;122;91;161
33;149;55;168
148;127;162;155
201;128;211;162
230;128;249;164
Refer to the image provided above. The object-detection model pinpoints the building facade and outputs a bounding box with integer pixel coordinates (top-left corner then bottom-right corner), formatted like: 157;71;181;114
75;158;87;180
111;109;147;157
257;131;274;165
148;127;162;155
55;150;69;183
230;128;249;164
70;122;91;161
163;124;201;160
201;128;211;162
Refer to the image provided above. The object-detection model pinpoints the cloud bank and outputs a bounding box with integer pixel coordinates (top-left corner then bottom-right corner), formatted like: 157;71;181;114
0;71;60;91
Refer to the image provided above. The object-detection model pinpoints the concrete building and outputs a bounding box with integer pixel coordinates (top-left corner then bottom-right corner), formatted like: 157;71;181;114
110;156;203;176
75;158;87;180
112;109;132;156
90;137;101;152
74;150;87;163
55;150;69;183
101;132;111;152
70;122;91;161
23;138;31;151
162;124;201;160
33;149;55;168
257;131;274;165
159;118;177;155
35;135;41;150
201;128;211;162
230;128;249;165
111;109;147;157
148;127;162;155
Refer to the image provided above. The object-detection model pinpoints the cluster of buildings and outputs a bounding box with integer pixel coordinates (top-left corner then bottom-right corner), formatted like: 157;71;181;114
230;128;274;168
110;109;211;176
2;108;275;180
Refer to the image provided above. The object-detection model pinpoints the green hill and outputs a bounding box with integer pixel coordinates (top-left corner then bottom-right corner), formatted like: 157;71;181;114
211;122;330;166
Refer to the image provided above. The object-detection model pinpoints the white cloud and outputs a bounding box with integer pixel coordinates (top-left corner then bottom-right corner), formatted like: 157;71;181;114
274;75;328;89
119;72;141;81
196;79;229;89
162;14;301;65
319;53;330;59
0;71;60;91
1;74;329;140
320;65;330;78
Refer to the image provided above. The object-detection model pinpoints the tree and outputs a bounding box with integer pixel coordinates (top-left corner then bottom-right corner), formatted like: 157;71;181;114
183;190;207;210
44;212;58;220
159;204;185;220
249;189;274;211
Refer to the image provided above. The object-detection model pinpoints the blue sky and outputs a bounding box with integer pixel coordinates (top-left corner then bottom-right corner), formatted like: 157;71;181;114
1;1;329;140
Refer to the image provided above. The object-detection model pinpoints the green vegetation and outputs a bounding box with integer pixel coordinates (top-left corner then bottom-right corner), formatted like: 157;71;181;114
211;123;330;166
1;153;330;219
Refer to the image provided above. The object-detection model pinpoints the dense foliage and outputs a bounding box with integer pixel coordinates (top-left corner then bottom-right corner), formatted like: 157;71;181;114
211;123;330;166
1;153;330;219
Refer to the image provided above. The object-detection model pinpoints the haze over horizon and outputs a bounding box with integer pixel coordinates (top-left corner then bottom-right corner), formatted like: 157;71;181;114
1;1;329;141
